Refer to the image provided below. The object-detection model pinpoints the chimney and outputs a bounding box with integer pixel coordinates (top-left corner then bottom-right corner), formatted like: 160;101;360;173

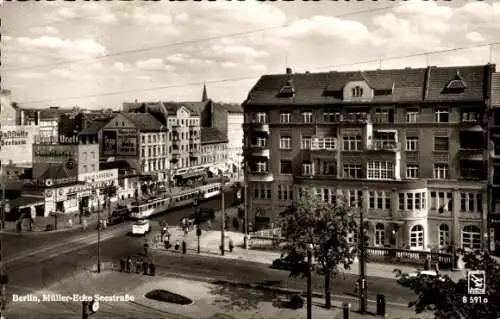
286;67;292;75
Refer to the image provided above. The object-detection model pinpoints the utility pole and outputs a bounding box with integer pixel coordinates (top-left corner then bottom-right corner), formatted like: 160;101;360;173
359;201;367;314
91;180;101;274
220;175;225;256
1;164;5;229
243;161;249;249
306;245;313;319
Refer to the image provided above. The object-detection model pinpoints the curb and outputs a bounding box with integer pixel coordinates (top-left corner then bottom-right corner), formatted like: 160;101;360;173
2;220;100;236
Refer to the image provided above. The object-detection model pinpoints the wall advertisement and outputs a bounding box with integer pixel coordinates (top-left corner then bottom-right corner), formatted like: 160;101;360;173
0;125;40;165
102;129;138;157
32;144;79;179
78;169;118;185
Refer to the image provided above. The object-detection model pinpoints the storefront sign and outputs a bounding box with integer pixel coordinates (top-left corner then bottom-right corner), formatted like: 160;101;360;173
102;129;138;157
0;125;40;165
78;169;118;184
59;135;79;144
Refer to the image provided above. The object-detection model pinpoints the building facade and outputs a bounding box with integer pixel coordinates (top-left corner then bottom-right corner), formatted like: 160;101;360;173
0;125;40;166
489;72;500;254
200;127;228;172
0;90;18;126
243;65;495;252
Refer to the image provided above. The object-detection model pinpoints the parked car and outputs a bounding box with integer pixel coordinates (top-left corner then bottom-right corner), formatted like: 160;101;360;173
132;219;151;236
408;270;445;281
271;251;306;271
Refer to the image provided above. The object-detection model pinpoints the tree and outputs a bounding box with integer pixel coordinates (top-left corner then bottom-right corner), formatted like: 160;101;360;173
279;187;358;309
395;250;500;319
101;182;118;218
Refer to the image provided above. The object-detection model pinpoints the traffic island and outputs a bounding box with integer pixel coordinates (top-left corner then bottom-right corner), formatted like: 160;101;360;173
145;289;193;305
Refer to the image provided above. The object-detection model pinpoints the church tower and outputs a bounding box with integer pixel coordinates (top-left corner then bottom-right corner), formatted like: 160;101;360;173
202;83;208;102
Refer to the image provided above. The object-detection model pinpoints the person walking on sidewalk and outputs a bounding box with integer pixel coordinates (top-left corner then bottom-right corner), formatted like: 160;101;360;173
434;261;440;275
126;256;132;273
82;219;88;230
136;258;142;274
119;257;125;272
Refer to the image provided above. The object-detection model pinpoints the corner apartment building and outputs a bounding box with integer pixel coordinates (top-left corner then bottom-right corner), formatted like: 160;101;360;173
488;72;500;254
243;65;495;252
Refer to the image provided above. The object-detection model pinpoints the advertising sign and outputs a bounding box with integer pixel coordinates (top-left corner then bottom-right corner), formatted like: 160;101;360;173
0;125;40;165
78;169;118;185
102;129;138;157
32;144;79;179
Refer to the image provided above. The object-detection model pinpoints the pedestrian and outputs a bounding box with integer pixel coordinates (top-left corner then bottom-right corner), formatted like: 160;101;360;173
149;262;155;276
434;261;440;274
175;240;180;251
83;219;88;230
136;258;142;274
102;219;107;230
424;256;431;270
126;256;132;273
182;240;187;254
142;260;149;275
207;220;211;230
229;238;234;252
119;257;125;272
68;219;73;228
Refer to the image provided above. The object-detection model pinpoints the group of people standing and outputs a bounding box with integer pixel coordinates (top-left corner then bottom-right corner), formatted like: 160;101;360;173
119;256;156;275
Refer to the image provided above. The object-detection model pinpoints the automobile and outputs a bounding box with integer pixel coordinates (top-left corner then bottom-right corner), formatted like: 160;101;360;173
408;270;445;281
181;208;215;226
271;251;306;271
107;208;130;225
132;219;151;236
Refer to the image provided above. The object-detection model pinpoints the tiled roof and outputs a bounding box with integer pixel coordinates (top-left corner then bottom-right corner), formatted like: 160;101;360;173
122;113;165;132
213;102;243;113
40;165;74;181
161;101;205;116
79;118;110;135
244;64;495;106
124;101;205;118
201;127;228;144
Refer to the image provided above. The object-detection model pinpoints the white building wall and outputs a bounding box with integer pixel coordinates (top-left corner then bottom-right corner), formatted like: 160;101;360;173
227;113;243;169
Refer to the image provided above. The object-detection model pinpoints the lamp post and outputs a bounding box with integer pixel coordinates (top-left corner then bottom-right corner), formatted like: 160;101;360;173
220;175;226;256
359;205;367;314
306;243;313;319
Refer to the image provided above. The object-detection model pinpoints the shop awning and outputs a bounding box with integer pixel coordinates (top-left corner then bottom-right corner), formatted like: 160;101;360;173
8;196;44;209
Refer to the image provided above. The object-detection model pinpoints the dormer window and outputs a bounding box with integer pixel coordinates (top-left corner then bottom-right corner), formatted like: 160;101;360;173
277;80;295;98
444;71;467;93
352;86;363;97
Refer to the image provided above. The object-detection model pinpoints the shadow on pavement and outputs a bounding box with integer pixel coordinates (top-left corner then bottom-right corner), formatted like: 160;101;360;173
209;282;279;312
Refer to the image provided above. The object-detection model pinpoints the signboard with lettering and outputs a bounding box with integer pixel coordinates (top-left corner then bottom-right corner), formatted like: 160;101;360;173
78;169;118;185
0;125;40;165
102;129;138;157
32;144;79;179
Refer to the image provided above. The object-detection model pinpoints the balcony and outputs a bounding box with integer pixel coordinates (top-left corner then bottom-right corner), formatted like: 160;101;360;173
311;138;336;152
367;141;401;152
247;171;274;182
459;148;484;161
245;122;269;134
341;113;370;124
459;113;483;132
251;147;270;158
189;150;200;158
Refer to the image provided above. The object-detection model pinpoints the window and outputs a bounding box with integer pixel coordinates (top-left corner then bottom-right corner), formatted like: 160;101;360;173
141;148;145;157
374;108;394;123
256;161;268;173
302;111;313;123
462;225;481;250
142;136;145;144
343;189;363;208
280;160;292;174
312;137;336;150
148;135;152;143
301;136;312;149
406;165;419;179
256;112;267;123
83;165;88;173
460;193;483;213
435;108;449;123
280;136;292;149
279;112;291;123
369;191;391;210
91;152;95;159
406;137;418;151
83;152;87;161
318;160;336;175
302;162;313;176
375;224;385;247
410;225;424;249
367;160;394;180
352;86;363;97
343;164;362;179
406;108;419;123
318;188;335;204
430;191;453;212
252;137;267;147
278;184;293;201
343;135;362;151
433;164;449;179
434;137;449;152
323;112;340;123
253;183;272;200
399;191;427;210
439;224;450;248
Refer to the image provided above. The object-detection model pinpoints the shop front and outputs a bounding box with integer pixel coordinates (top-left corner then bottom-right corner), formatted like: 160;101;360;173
43;181;90;217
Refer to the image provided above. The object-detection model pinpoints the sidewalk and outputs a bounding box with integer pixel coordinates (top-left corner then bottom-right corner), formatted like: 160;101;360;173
151;228;467;282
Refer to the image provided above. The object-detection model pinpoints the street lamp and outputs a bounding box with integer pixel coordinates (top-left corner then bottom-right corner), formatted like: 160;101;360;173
89;179;101;273
306;243;313;319
220;174;226;256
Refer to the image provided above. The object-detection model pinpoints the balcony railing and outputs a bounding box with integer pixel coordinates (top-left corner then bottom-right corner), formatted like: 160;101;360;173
341;114;370;124
460;168;485;181
247;171;274;182
459;148;484;161
251;147;270;158
368;141;401;151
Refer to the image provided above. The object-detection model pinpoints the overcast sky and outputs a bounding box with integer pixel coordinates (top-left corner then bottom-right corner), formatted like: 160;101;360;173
2;1;500;109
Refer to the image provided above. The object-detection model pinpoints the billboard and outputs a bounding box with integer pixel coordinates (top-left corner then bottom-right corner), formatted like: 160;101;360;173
32;144;79;179
102;129;138;157
0;125;40;165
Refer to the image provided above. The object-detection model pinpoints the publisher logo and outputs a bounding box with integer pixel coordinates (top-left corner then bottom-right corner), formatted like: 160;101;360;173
468;270;486;295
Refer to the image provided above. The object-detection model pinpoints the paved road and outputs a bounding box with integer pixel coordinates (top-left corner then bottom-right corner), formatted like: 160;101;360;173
2;188;237;261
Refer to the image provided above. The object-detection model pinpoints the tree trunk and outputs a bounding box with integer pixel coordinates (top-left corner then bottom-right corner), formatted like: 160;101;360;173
324;270;331;309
